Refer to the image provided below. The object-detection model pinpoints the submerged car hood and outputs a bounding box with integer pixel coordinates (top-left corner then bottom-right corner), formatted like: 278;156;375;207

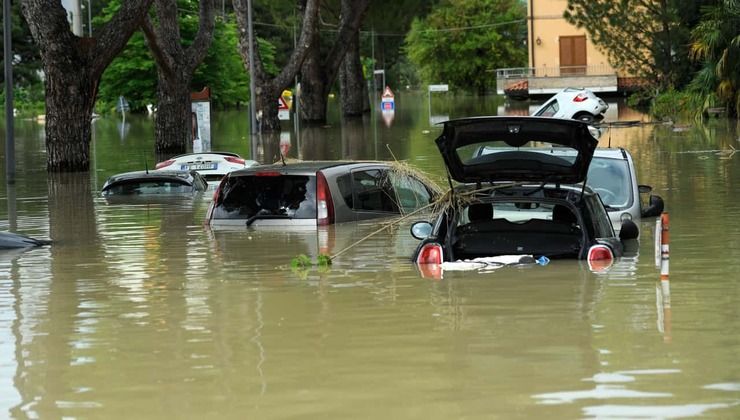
435;117;598;184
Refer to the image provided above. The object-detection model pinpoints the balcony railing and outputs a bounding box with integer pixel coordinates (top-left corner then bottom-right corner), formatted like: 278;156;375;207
496;64;616;79
496;65;619;95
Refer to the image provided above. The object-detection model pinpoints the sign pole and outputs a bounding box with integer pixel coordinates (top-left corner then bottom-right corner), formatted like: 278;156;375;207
247;0;257;136
4;0;15;184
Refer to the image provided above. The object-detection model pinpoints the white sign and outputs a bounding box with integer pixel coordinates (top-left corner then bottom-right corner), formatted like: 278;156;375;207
192;100;211;152
428;84;449;92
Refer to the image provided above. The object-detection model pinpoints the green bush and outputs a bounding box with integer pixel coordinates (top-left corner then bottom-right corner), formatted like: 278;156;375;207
650;89;703;122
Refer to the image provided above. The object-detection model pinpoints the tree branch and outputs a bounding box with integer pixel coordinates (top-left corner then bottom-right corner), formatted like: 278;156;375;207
186;0;217;71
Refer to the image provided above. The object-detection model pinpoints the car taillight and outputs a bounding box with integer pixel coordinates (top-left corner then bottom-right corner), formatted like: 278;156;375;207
155;159;175;169
573;93;588;102
588;244;613;261
416;243;443;265
316;171;334;226
587;244;614;271
254;171;281;177
224;156;245;165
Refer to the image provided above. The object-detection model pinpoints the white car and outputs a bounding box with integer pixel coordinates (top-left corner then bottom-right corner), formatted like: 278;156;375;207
155;152;258;186
532;88;608;123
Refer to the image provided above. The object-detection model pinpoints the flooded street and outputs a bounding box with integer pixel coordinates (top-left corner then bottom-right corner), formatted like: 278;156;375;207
1;92;739;418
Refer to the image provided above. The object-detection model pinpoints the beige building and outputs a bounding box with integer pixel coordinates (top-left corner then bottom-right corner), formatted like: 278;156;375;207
498;0;629;96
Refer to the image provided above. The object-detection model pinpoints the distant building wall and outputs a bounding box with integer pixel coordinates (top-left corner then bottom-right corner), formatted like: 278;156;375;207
528;0;628;77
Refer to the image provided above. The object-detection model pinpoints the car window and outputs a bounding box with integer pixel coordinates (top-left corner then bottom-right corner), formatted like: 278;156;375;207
388;172;433;214
584;195;615;238
535;99;559;117
586;158;632;208
336;173;354;208
350;169;399;213
211;175;316;219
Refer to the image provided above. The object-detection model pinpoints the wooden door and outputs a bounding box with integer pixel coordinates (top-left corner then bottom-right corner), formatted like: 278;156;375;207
559;36;587;75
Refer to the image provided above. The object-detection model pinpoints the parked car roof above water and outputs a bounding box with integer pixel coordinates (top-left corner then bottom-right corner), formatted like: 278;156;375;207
154;152;258;184
531;87;609;123
101;170;208;197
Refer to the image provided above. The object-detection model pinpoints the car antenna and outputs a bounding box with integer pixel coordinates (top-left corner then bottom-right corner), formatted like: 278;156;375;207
280;152;287;167
579;176;588;201
144;157;149;174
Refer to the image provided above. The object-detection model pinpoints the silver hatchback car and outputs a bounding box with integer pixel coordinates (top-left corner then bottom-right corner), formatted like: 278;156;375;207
474;146;664;231
204;161;441;228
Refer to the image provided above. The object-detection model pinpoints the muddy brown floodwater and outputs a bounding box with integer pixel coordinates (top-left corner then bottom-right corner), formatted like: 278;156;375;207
1;93;739;418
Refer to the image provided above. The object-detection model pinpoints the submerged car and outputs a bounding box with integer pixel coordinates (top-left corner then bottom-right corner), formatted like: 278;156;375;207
411;116;638;267
154;152;258;185
205;161;441;228
473;146;664;231
101;170;208;197
0;231;51;249
532;88;608;123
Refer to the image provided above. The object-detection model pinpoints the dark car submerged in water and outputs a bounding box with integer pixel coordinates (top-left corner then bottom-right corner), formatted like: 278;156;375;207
204;161;441;228
101;170;208;203
410;117;639;268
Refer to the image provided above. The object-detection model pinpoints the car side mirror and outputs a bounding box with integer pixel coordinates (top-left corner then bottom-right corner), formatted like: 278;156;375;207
641;194;665;218
410;221;433;240
619;219;639;241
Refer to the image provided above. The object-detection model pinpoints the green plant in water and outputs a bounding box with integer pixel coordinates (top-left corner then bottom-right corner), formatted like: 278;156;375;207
289;254;332;277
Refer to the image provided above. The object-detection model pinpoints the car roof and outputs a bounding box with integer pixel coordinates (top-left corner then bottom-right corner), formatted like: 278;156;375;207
168;151;241;159
227;160;388;176
102;170;197;190
436;116;598;184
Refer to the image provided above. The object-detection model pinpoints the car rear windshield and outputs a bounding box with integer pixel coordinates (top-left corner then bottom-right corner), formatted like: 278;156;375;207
211;174;316;220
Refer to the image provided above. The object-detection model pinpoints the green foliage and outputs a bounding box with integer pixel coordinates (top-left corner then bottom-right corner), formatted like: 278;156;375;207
99;31;157;113
688;0;740;116
564;0;700;90
290;253;332;279
404;0;526;95
193;19;250;108
290;254;312;269
97;0;277;113
650;89;704;122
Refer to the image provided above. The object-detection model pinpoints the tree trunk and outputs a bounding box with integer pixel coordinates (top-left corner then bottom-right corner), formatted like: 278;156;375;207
44;66;96;171
339;31;368;117
21;0;153;172
298;0;371;124
154;70;192;154
299;32;330;124
255;86;282;133
233;0;320;133
142;0;216;156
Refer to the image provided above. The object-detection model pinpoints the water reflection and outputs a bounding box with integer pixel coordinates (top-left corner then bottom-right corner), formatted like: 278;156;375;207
1;93;740;418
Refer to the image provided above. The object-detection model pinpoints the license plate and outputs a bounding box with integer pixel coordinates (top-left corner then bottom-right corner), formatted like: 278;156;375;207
182;163;217;171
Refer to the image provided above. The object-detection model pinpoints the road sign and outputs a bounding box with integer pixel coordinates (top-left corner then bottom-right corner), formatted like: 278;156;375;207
381;86;395;111
278;96;290;120
428;84;449;92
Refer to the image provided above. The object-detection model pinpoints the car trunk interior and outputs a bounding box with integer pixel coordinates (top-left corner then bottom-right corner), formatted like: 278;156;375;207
451;219;584;259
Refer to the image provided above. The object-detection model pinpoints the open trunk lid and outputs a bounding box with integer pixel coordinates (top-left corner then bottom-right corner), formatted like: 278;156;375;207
435;116;598;184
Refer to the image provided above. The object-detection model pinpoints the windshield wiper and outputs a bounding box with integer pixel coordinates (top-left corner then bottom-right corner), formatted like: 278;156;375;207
245;209;290;226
